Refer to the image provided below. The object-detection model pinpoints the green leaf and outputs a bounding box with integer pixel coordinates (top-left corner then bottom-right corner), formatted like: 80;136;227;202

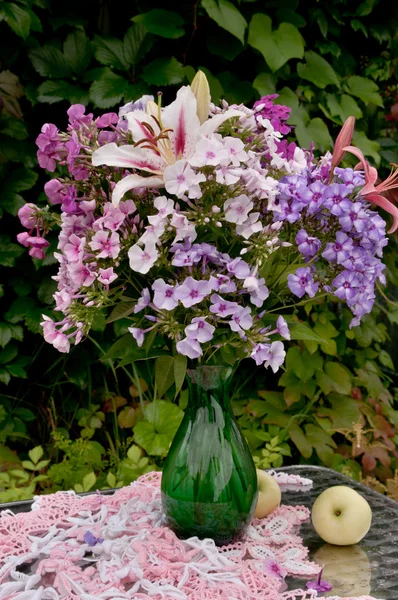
295;117;332;152
352;131;381;166
305;423;336;465
141;57;185;86
248;14;304;73
92;35;127;71
28;446;44;465
0;235;24;267
207;30;243;61
357;0;379;16
379;350;394;370
318;395;362;429
351;19;368;38
133;400;184;456
123;24;152;65
82;471;96;492
155;356;175;398
338;94;363;121
0;3;31;39
0;323;12;347
217;71;253;105
288;423;312;458
202;0;247;44
106;301;136;324
63;30;91;73
324;362;352;395
132;10;184;39
297;51;340;89
253;73;276;96
288;322;327;343
286;347;315;382
89;69;129;109
29;46;72;79
345;76;383;107
0;368;11;386
5;362;27;378
173;354;187;398
0;344;18;365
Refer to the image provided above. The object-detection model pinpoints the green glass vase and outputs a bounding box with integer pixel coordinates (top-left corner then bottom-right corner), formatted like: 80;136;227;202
161;365;258;545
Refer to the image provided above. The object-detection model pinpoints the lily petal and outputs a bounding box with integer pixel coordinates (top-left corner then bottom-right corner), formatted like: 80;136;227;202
112;174;164;207
331;116;355;170
92;143;165;173
124;110;161;144
342;145;378;185
199;109;246;137
366;192;398;234
162;86;200;160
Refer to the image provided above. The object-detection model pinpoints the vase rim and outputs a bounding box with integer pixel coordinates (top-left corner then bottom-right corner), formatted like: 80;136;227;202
187;365;233;389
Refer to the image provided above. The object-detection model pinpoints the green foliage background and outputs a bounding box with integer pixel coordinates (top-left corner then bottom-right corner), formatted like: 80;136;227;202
1;0;398;500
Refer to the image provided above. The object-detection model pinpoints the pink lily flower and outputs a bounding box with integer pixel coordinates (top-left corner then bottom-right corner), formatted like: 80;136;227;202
92;86;244;206
330;116;355;174
342;145;398;233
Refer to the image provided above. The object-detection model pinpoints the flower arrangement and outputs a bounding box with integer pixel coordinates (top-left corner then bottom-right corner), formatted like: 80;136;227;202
18;72;398;373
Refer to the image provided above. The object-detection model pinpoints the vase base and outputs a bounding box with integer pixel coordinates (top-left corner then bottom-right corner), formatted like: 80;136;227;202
161;491;250;546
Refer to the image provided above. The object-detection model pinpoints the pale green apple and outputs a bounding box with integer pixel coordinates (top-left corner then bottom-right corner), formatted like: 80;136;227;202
254;469;281;518
311;486;372;545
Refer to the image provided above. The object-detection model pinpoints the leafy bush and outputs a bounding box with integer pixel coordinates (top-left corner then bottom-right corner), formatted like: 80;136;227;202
1;0;398;501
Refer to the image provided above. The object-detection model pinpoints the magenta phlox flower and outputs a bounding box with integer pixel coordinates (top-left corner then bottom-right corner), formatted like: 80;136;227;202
44;179;66;205
68;262;97;288
54;290;73;311
175;277;213;308
18;203;40;229
95;204;128;231
243;276;269;307
170;213;197;244
96;112;118;128
210;274;237;293
339;201;368;233
90;230;120;259
263;558;286;580
332;270;360;301
306;568;332;593
295;229;321;258
276;316;290;340
65;131;88;180
323;183;352;216
176;337;202;359
229;306;253;337
322;231;354;264
128;242;158;274
265;341;286;373
210;293;240;317
128;327;145;347
185;317;215;343
152;279;179;310
67;104;93;128
134;288;151;313
288;267;319;298
223;136;248;166
164;160;206;198
224;194;253;225
16;232;30;247
36;123;63;171
226;257;251;279
251;343;271;366
64;234;86;262
148;196;175;226
189;137;229;167
98;267;117;285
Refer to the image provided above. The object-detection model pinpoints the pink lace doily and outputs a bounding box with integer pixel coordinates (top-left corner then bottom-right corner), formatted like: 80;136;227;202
0;471;377;600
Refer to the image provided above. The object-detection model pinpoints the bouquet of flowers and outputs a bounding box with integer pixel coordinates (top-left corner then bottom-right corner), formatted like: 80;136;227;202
19;72;398;372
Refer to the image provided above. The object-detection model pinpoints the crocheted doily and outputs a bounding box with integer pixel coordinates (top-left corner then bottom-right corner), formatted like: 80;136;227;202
0;471;377;600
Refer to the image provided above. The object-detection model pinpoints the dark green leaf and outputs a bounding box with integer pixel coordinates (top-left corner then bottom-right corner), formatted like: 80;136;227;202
132;10;184;39
288;322;328;343
63;30;91;73
295;117;332;152
248;14;304;73
0;3;31;39
357;0;379;16
0;369;11;386
174;354;187;398
351;19;368;38
123;24;152;65
297;51;340;89
89;69;129;109
106;301;136;324
345;76;383;107
253;73;276;96
324;362;352;395
0;235;24;267
37;80;89;104
92;36;127;71
217;71;253;104
202;0;247;44
352;131;381;165
288;423;312;458
6;363;27;378
142;57;185;86
155;356;175;398
207;29;244;61
0;323;12;348
29;46;72;79
37;280;57;304
0;344;18;365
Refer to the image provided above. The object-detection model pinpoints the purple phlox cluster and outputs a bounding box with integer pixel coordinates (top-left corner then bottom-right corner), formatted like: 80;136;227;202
253;95;292;135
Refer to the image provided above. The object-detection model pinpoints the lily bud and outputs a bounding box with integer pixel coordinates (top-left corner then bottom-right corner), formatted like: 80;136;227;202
190;70;211;125
331;116;355;172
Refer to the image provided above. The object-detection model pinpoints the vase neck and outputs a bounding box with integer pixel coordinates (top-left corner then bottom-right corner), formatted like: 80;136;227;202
187;365;233;412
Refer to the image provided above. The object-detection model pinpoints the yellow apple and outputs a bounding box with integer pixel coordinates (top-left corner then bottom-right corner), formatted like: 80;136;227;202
311;486;372;545
254;469;281;518
313;544;371;597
